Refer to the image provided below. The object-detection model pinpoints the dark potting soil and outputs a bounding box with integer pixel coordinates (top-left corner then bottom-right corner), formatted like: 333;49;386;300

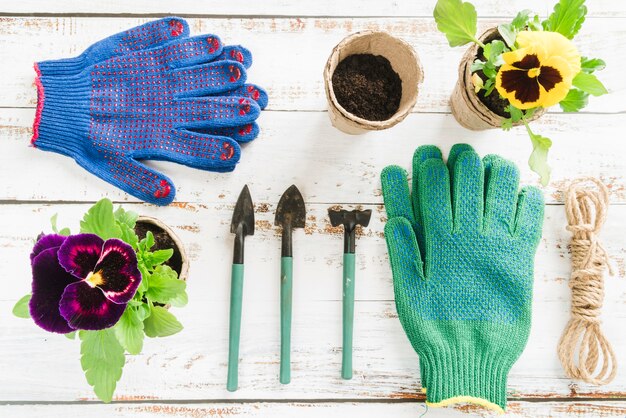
332;54;402;121
135;220;183;276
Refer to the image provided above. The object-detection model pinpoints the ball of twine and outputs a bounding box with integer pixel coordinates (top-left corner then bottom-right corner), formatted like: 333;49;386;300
557;177;616;386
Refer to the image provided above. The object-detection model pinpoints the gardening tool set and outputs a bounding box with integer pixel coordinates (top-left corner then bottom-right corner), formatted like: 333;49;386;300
23;8;615;413
226;185;371;389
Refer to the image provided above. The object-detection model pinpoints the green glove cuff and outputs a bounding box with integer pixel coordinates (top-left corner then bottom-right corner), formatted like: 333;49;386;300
421;346;511;414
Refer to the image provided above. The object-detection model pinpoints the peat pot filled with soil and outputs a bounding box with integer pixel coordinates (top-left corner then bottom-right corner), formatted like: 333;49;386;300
324;31;423;134
450;27;545;130
135;216;189;283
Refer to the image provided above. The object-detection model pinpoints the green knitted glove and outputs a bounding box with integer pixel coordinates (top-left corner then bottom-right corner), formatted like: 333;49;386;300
380;144;544;413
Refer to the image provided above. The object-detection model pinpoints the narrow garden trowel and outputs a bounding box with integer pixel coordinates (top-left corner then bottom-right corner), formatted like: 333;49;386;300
274;185;306;384
227;185;255;392
328;208;372;380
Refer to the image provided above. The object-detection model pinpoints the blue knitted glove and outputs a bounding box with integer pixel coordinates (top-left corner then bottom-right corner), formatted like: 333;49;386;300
33;33;267;205
37;18;191;77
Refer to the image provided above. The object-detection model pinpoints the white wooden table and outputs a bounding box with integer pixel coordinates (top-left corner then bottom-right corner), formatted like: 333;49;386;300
1;2;625;417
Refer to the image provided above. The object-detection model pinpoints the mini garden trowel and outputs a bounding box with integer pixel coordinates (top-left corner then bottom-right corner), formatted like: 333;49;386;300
274;185;306;384
227;185;255;392
328;208;371;380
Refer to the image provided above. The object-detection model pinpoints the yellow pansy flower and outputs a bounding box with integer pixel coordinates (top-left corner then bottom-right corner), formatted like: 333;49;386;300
496;31;581;109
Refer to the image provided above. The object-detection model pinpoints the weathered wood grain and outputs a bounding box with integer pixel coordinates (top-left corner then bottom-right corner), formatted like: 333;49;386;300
2;0;625;17
1;202;624;401
1;108;624;205
3;401;626;418
0;17;623;113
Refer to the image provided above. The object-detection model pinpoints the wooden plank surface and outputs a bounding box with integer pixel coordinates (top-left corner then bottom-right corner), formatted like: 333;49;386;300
1;109;625;205
2;0;625;17
1;17;623;113
1;203;625;401
3;401;626;418
0;1;625;416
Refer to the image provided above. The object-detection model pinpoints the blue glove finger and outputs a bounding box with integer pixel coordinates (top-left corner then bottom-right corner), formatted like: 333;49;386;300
132;129;240;171
449;148;484;232
418;158;453;237
193;122;260;143
381;165;415;225
162;34;224;68
220;84;268;110
75;154;178;206
218;46;253;69
171;61;247;98
514;186;545;245
37;17;190;77
173;96;261;129
483;155;520;235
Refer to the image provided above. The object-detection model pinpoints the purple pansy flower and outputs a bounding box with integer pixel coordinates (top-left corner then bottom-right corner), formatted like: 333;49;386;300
29;233;141;333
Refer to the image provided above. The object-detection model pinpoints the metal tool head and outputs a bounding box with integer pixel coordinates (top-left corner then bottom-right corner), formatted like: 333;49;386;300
328;208;372;231
231;185;255;236
328;208;372;254
275;185;306;229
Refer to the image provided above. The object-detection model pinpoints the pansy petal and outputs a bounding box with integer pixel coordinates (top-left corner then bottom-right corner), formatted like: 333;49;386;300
91;239;141;304
29;247;78;333
517;31;580;75
31;234;67;263
542;55;575;85
57;234;104;279
59;281;126;330
496;65;541;109
537;76;571;108
501;47;534;67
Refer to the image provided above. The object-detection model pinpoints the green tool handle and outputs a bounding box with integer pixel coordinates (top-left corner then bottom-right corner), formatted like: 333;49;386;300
342;252;356;380
280;256;293;384
227;263;245;392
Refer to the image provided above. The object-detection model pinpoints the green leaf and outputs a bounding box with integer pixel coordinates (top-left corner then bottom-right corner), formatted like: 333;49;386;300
501;118;513;131
118;223;139;250
498;24;516;48
139;231;155;252
136;264;150;294
145;265;186;305
471;59;485;72
433;0;478;47
580;57;606;74
506;105;523;123
559;88;589;112
525;125;553;186
79;329;125;403
167;291;188;308
528;15;543;31
572;72;608;96
542;0;587;39
65;331;77;340
12;294;31;318
511;9;533;30
51;214;71;236
144;306;183;338
114;307;144;355
113;207;138;229
80;199;122;240
136;303;152;321
145;249;174;268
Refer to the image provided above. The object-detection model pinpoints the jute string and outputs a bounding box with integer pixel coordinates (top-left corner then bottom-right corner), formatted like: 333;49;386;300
557;177;616;385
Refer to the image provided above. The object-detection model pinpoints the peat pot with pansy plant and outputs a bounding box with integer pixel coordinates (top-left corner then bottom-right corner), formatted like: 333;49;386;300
12;199;189;402
434;0;607;185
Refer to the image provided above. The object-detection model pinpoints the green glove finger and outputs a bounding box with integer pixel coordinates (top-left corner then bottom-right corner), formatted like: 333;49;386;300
447;143;475;176
384;217;425;284
514;186;545;244
418;158;453;237
381;165;415;225
412;145;443;220
484;155;520;235
450;149;484;232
